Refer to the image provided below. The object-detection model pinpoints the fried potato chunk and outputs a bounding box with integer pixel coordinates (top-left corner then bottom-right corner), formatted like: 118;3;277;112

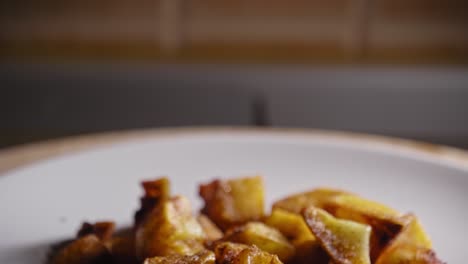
222;222;295;262
105;228;138;264
51;235;112;264
136;196;206;260
214;242;283;264
325;194;401;223
135;178;170;228
375;214;443;264
303;207;371;264
143;250;215;264
264;208;314;242
325;194;405;261
197;214;223;242
292;239;330;264
264;209;328;264
77;221;115;241
273;189;347;214
199;176;265;231
376;245;444;264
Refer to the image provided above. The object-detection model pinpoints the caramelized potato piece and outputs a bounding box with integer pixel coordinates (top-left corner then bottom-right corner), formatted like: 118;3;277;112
77;221;115;241
197;214;223;242
135;178;170;228
264;209;328;264
392;214;432;248
273;189;347;214
214;242;283;264
136;196;206;260
214;242;250;263
235;246;284;264
222;222;295;262
325;194;405;261
376;214;443;264
376;245;444;264
292;239;330;264
264;208;314;242
303;207;371;264
199;176;265;230
106;229;138;264
325;194;402;225
143;250;215;264
52;235;112;264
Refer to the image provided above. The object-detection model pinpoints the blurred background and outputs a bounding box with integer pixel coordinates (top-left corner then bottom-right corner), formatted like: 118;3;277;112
1;0;468;149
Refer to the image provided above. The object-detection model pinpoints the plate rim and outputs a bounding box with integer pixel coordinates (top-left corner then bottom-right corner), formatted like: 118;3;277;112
1;126;468;175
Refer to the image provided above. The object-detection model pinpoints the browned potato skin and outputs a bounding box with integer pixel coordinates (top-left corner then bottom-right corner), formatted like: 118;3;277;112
375;214;444;264
264;209;329;264
197;214;224;242
105;229;138;264
134;178;170;228
273;189;347;214
77;221;115;241
214;242;283;264
302;207;371;264
214;242;250;263
199;176;265;231
143;250;216;264
51;235;112;264
136;196;206;260
264;208;314;242
291;239;329;264
375;245;444;264
221;222;295;262
324;194;405;261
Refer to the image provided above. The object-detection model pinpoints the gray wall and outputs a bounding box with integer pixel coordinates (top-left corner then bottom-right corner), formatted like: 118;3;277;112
1;63;468;148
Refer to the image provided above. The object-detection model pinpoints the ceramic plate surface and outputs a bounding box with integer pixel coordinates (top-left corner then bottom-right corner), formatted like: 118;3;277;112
1;129;467;263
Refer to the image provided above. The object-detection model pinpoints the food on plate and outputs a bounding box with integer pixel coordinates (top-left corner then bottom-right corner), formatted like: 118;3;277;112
214;242;282;264
77;222;116;241
50;176;444;264
302;207;372;264
220;222;295;262
199;176;265;231
135;196;206;260
144;250;215;264
51;235;112;264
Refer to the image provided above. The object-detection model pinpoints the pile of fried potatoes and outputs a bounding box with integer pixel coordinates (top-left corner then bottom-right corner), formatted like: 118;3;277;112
50;176;444;264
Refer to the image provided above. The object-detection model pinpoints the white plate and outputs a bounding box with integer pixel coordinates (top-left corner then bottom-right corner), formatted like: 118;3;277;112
1;128;467;263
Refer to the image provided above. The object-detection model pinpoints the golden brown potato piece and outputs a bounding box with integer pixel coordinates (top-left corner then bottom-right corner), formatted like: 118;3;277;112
105;229;138;264
264;209;329;264
77;221;115;241
221;222;295;262
135;178;170;228
136;195;206;260
197;214;223;242
292;239;330;264
51;235;112;264
325;194;402;224
324;194;405;261
273;188;347;214
199;176;265;231
375;245;444;264
214;242;250;263
143;250;215;264
375;214;444;264
303;207;371;264
214;242;283;264
264;208;314;242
